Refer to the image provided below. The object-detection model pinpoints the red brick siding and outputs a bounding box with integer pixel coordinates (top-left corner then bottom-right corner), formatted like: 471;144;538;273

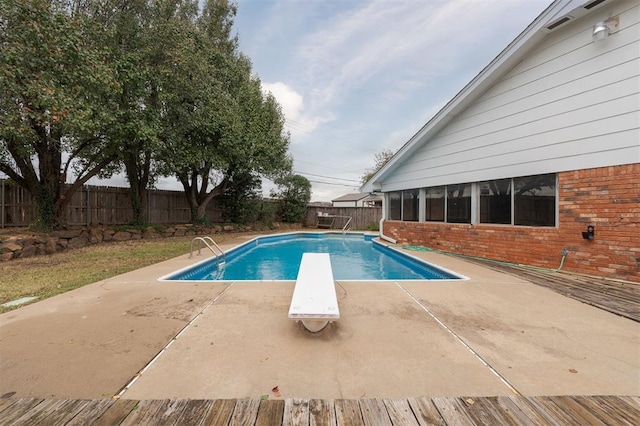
383;164;640;283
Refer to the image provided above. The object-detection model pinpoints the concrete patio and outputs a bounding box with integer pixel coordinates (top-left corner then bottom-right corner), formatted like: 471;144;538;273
1;234;638;402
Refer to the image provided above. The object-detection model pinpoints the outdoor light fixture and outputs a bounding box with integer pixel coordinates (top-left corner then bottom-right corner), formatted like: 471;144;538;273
592;16;619;42
593;21;609;41
582;225;595;240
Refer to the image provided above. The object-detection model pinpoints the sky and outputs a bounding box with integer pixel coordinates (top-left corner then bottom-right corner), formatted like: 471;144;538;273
230;0;552;202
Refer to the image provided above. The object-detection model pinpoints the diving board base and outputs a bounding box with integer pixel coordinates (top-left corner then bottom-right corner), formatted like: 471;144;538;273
302;319;329;333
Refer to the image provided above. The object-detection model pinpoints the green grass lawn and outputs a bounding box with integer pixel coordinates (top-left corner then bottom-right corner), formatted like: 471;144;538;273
0;236;201;313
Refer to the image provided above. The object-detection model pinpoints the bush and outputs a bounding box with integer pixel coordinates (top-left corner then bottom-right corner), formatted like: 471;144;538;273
366;222;379;231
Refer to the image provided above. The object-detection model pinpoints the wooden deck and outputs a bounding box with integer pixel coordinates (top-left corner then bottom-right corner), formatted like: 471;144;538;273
467;260;640;323
1;395;639;425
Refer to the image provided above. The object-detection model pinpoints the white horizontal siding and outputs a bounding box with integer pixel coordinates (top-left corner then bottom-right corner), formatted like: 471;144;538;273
382;0;640;192
382;126;638;191
446;42;639;136
475;1;639;108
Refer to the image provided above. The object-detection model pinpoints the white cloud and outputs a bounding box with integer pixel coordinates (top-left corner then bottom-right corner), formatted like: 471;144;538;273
262;81;334;142
262;82;303;121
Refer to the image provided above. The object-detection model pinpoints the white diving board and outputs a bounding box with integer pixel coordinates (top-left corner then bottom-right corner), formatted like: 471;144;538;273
288;253;340;332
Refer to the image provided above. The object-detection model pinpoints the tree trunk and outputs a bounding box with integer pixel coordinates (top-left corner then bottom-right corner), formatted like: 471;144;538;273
179;170;228;224
123;153;151;226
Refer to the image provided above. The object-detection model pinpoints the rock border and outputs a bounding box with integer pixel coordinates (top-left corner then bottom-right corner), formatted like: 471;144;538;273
0;223;298;261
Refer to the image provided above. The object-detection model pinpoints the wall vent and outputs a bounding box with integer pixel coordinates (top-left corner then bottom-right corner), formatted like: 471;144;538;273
546;16;572;30
584;0;607;10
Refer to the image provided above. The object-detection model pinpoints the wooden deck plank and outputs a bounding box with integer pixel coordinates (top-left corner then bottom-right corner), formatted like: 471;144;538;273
406;397;445;426
175;399;214;426
25;399;92;425
309;398;337;426
202;399;237;426
335;399;364;426
522;396;572;425
0;397;18;413
359;398;392;426
568;396;625;426
382;398;420;426
283;398;309;425
497;396;552;425
431;397;476;426
119;399;168;425
547;396;608;425
92;398;139;426
255;399;285;426
132;399;187;425
618;395;640;411
460;397;519;426
590;396;640;426
65;399;115;425
10;398;68;425
0;398;44;425
229;398;261;426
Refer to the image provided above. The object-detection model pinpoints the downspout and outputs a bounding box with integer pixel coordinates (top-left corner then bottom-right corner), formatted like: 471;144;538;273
377;192;397;244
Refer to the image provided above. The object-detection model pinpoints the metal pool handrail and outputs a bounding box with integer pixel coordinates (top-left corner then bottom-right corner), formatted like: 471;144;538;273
190;237;226;269
341;216;352;234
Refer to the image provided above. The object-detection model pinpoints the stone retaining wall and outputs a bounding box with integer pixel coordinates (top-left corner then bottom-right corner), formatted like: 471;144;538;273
0;223;298;261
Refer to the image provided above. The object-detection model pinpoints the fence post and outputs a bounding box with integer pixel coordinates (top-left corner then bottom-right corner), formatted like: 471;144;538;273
86;185;90;226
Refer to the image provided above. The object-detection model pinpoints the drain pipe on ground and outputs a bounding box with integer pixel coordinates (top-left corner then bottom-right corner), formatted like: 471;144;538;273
377;192;397;244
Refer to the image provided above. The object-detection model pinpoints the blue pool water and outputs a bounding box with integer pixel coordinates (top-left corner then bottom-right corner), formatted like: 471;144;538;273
162;233;461;281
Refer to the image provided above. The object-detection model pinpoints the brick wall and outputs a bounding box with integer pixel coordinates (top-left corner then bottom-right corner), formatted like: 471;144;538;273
383;164;640;283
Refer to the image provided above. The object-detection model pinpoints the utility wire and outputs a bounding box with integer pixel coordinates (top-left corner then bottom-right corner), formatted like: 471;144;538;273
294;170;361;184
308;179;359;187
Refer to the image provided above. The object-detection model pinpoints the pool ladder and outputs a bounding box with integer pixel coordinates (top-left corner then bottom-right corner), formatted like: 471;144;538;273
190;237;226;273
341;216;352;234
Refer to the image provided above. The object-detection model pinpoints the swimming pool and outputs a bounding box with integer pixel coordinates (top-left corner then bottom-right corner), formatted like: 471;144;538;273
161;232;463;281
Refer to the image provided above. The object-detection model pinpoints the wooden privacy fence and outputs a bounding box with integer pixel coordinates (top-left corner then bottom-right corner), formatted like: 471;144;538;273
303;206;381;231
1;179;381;229
0;180;223;227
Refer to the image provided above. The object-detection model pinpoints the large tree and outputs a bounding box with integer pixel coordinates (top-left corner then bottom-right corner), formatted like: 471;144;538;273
157;0;292;223
0;0;118;229
99;0;162;225
1;0;294;228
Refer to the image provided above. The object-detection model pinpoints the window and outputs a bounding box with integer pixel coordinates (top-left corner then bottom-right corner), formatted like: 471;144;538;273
446;183;471;223
402;189;419;221
387;173;556;227
425;186;445;221
514;174;556;226
389;191;401;220
479;179;511;224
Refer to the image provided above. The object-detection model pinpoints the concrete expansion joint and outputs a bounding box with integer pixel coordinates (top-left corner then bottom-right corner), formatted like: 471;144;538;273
114;282;237;398
394;282;521;396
